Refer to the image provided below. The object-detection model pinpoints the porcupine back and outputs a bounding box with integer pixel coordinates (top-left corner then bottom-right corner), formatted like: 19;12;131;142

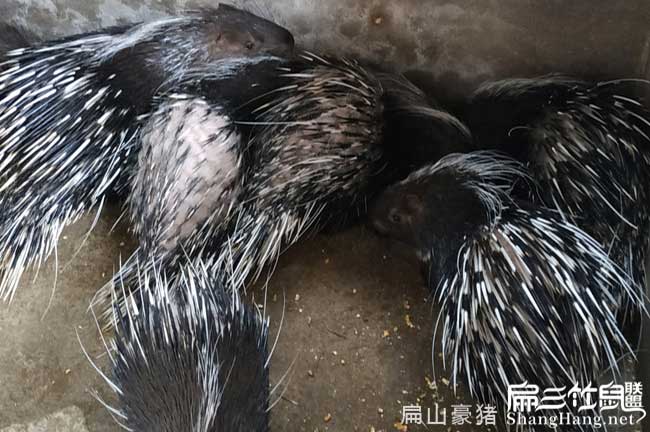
369;152;642;415
128;58;288;257
90;257;271;431
0;29;140;301
96;52;384;317
91;54;485;328
0;6;294;302
467;77;650;298
209;52;387;289
159;54;474;289
87;58;291;324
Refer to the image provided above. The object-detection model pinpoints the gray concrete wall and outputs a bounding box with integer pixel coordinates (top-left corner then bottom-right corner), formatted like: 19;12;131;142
2;0;650;101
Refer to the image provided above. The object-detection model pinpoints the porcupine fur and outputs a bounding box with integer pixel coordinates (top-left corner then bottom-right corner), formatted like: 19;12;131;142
128;58;290;257
91;51;385;318
218;53;389;288
0;5;294;302
377;72;473;180
84;57;288;323
217;54;482;290
91;52;478;323
369;152;642;416
466;77;650;319
87;257;272;431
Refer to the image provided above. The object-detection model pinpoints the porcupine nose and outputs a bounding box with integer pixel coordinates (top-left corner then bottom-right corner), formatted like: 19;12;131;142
368;199;390;236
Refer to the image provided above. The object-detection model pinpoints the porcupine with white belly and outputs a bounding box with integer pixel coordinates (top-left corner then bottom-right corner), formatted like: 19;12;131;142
0;4;294;302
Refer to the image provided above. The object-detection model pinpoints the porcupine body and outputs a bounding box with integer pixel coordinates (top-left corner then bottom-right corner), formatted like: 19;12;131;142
0;5;294;302
90;257;271;431
120;58;289;281
86;54;440;320
369;152;641;415
465;77;650;318
92;53;478;323
217;54;480;289
94;51;386;316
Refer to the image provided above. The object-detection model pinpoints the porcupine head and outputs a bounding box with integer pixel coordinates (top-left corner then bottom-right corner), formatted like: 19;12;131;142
370;166;490;287
104;3;294;113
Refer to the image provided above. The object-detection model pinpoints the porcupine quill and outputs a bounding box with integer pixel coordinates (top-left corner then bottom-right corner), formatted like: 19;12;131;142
370;152;643;428
0;5;294;303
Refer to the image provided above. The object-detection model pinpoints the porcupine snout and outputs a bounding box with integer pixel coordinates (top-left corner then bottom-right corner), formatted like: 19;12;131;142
209;3;295;58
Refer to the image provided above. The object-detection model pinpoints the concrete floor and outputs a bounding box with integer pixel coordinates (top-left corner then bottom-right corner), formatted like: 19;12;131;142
0;205;489;432
0;210;643;432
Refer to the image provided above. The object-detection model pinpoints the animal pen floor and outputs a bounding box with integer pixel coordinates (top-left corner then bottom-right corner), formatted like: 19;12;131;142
0;206;644;431
0;205;483;432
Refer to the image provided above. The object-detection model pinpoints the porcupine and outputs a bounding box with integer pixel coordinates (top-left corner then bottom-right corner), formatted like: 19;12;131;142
369;152;642;418
213;55;480;289
90;52;383;318
99;57;290;308
464;77;650;322
90;52;474;322
86;256;275;431
0;4;294;302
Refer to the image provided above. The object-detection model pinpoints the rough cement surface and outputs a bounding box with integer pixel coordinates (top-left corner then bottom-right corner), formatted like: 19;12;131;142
1;406;89;432
0;207;485;432
2;0;650;102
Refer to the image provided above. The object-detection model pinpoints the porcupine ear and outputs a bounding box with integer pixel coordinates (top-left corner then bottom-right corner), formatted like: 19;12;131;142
377;72;474;180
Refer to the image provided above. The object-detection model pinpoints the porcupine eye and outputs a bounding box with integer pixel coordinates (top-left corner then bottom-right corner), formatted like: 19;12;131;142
389;209;403;224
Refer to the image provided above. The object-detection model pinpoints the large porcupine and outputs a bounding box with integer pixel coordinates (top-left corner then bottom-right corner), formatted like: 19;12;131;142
90;52;472;321
215;55;478;288
465;77;650;319
370;152;641;416
0;4;294;302
87;256;273;431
